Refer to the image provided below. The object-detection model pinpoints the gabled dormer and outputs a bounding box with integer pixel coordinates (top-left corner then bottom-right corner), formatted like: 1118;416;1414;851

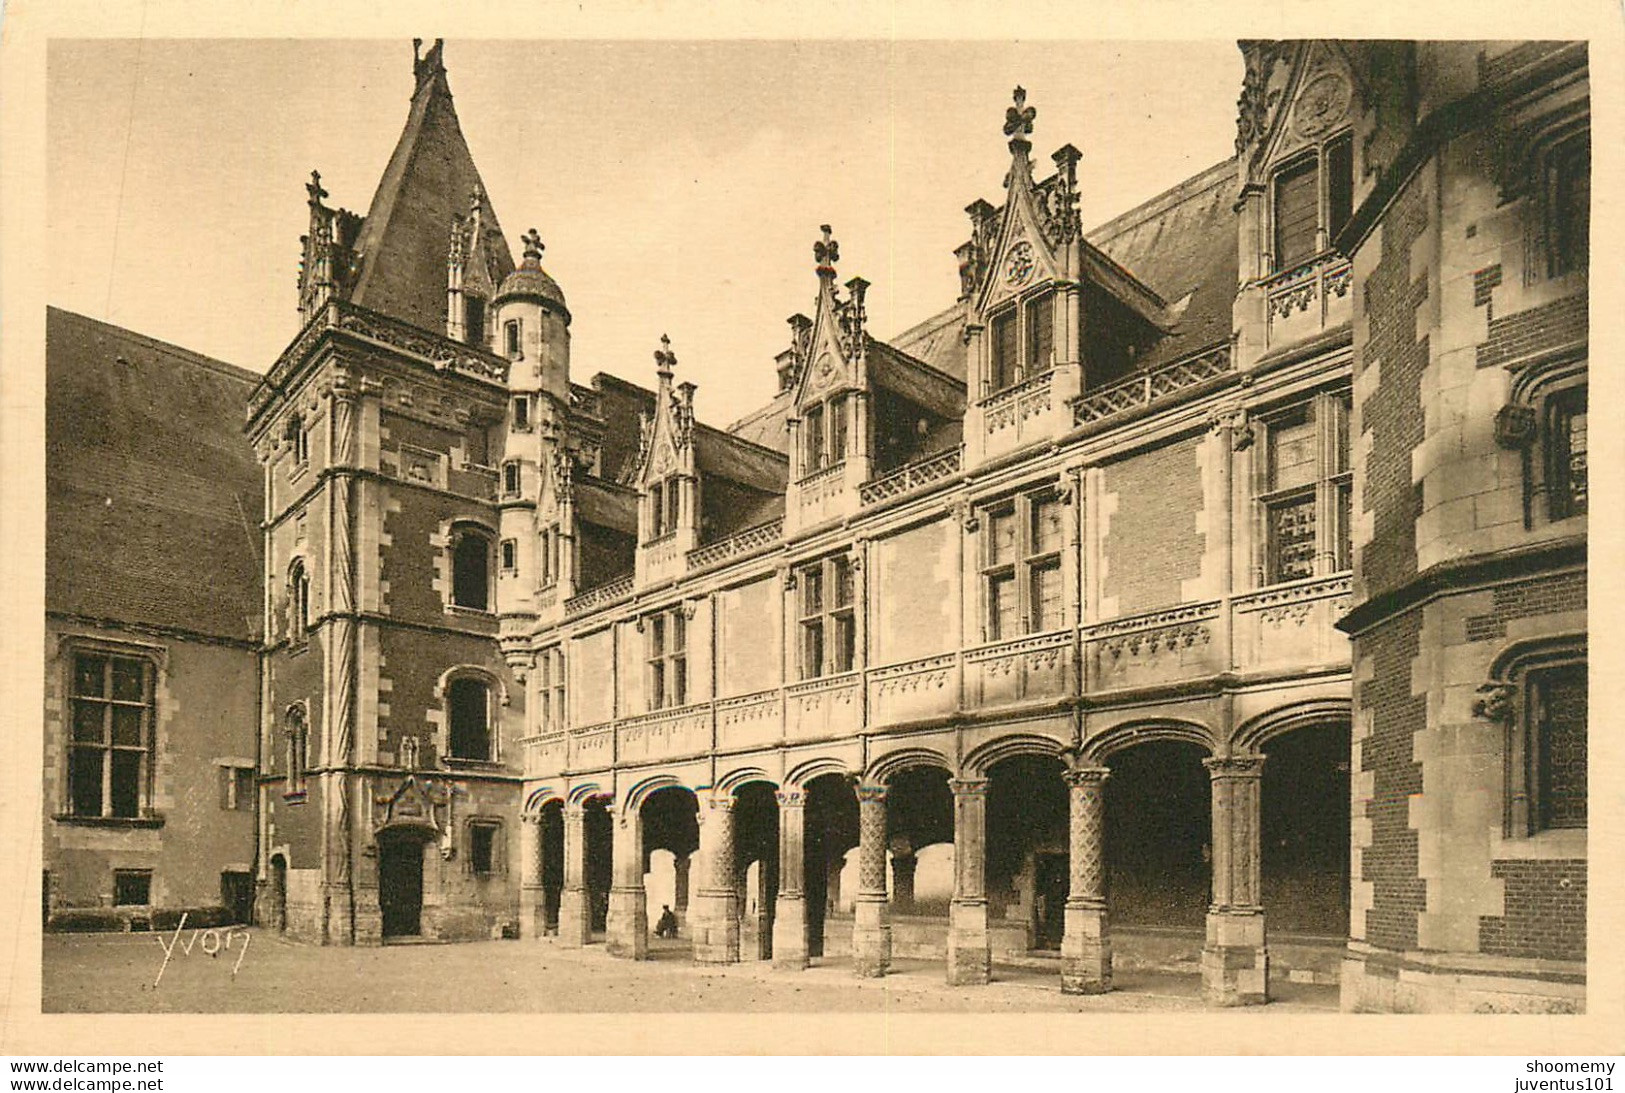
1233;40;1362;363
783;226;876;532
633;336;700;584
962;88;1167;467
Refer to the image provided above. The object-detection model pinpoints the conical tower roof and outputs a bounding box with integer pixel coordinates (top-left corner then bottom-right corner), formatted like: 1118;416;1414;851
347;39;515;332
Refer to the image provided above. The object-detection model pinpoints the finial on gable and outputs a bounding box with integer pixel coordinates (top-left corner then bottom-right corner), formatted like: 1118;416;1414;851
1005;85;1036;154
655;334;677;381
814;224;840;281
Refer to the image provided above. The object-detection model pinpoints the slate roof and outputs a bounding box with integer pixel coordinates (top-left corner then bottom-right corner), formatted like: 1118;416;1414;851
347;51;514;333
1086;158;1239;367
46;308;264;643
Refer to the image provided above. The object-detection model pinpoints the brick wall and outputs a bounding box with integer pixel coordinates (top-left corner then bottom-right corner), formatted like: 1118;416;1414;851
1356;611;1427;951
1102;437;1204;616
1479;858;1585;961
1463;572;1586;642
1475;295;1588;370
1357;175;1431;599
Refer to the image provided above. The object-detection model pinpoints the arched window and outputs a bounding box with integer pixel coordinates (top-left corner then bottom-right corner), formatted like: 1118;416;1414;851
450;525;493;611
447;676;493;761
288;559;311;641
285;413;309;468
284;703;309;801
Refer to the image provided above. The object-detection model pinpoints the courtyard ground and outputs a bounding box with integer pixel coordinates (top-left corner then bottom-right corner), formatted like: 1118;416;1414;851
41;930;1338;1014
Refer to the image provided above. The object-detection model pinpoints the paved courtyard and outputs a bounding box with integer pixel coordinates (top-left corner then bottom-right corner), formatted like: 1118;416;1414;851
42;931;1338;1014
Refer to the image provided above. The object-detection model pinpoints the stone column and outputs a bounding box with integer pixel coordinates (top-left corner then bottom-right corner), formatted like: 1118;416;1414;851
947;778;991;985
692;791;740;964
557;804;592;947
1203;756;1268;1006
673;852;691;928
605;806;648;959
1060;766;1112;994
852;782;891;978
772;788;809;970
519;813;546;940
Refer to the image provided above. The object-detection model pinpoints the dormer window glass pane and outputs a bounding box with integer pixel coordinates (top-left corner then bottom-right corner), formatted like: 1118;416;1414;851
1327;136;1354;240
1274;157;1320;271
1025;293;1054;374
828;396;848;464
805;405;825;472
991;310;1018;391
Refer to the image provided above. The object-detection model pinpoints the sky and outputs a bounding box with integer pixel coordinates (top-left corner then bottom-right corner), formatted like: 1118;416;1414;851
47;39;1241;428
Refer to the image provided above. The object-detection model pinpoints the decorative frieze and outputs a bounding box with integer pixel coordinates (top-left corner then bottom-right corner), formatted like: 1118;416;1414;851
869;654;955;696
564;575;635;618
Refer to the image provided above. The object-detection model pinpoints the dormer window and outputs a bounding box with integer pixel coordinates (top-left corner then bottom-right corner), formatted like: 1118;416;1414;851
504;319;523;360
1271;134;1353;273
988;291;1055;394
646;478;681;542
800;394;849;476
465;296;487;347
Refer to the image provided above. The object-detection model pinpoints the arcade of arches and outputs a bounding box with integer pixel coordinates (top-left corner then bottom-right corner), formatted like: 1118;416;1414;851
518;719;1350;1005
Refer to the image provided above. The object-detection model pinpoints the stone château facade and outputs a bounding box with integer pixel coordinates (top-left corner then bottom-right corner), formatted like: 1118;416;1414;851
48;38;1588;1015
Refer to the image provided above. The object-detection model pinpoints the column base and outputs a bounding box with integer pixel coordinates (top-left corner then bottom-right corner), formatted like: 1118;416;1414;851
557;887;592;948
605;886;648;959
771;895;808;971
520;886;548;941
1060;901;1112;994
852;896;891;978
946;899;991;986
690;891;740;964
1202;910;1269;1006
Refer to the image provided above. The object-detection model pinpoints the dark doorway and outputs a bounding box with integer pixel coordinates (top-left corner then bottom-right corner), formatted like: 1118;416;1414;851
379;835;426;938
539;800;565;933
221;870;254;925
1106;740;1212;928
1033;854;1068;950
585;798;612;934
1262;723;1352;936
734;782;780;961
268;855;287;932
804;773;858;958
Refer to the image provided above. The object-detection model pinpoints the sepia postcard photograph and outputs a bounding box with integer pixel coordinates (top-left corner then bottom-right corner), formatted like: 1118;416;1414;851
2;0;1621;1064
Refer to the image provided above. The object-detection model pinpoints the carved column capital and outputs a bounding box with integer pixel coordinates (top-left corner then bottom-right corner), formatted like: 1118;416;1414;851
1064;765;1111;788
775;788;807;809
855;782;889;805
1203;755;1266;779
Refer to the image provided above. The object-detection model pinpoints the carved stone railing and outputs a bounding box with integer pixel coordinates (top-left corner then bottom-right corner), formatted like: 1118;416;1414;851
982;369;1055;436
867;652;958;726
564;575;634;618
964;629;1073;707
1084;601;1222;688
1262;252;1353;345
1232;572;1352;670
617;702;712;764
716;689;783;749
859;447;963;507
686;518;784;571
784;671;861;741
523;730;568;778
331;300;510;386
1073;344;1233;427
